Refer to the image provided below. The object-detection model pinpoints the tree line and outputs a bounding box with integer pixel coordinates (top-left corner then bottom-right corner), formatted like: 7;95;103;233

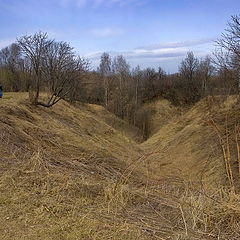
0;15;239;135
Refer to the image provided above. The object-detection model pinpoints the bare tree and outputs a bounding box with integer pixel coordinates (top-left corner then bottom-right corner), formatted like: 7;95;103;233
197;56;215;96
17;32;86;107
112;55;130;118
141;68;158;101
68;56;90;102
41;41;85;107
215;15;240;91
17;32;53;104
112;55;130;90
99;52;112;108
132;65;142;106
179;52;200;103
216;15;240;68
179;52;199;82
0;43;24;91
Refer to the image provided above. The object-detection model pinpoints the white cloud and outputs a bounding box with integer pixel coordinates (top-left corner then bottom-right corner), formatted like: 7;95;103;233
136;38;214;51
84;50;103;58
107;0;145;7
60;0;86;7
84;38;214;62
89;27;124;38
85;38;215;72
59;0;145;8
85;48;187;60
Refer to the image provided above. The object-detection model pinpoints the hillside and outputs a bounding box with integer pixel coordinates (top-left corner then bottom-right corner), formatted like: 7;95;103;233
0;93;147;240
0;92;142;168
1;93;240;240
142;96;240;188
141;99;182;137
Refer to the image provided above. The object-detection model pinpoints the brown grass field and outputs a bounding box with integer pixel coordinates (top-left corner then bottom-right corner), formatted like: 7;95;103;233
1;93;240;240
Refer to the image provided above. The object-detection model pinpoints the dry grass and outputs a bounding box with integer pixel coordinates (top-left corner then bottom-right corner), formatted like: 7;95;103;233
1;93;240;239
140;98;183;137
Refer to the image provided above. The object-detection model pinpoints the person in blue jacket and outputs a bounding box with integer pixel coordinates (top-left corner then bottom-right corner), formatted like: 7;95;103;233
0;86;3;98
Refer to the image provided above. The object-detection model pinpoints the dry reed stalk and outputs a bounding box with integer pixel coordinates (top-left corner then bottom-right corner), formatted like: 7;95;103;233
235;125;240;177
209;118;234;190
179;203;188;236
225;115;234;189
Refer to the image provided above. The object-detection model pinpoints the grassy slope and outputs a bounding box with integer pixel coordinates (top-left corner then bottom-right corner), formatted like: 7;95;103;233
0;93;141;162
1;93;240;240
141;99;182;137
141;97;240;184
141;97;240;239
0;93;147;240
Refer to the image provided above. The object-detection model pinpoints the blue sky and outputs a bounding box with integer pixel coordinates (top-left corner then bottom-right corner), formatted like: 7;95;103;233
0;0;239;72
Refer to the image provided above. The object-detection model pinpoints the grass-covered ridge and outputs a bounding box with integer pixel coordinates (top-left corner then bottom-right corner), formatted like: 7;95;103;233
1;93;240;240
